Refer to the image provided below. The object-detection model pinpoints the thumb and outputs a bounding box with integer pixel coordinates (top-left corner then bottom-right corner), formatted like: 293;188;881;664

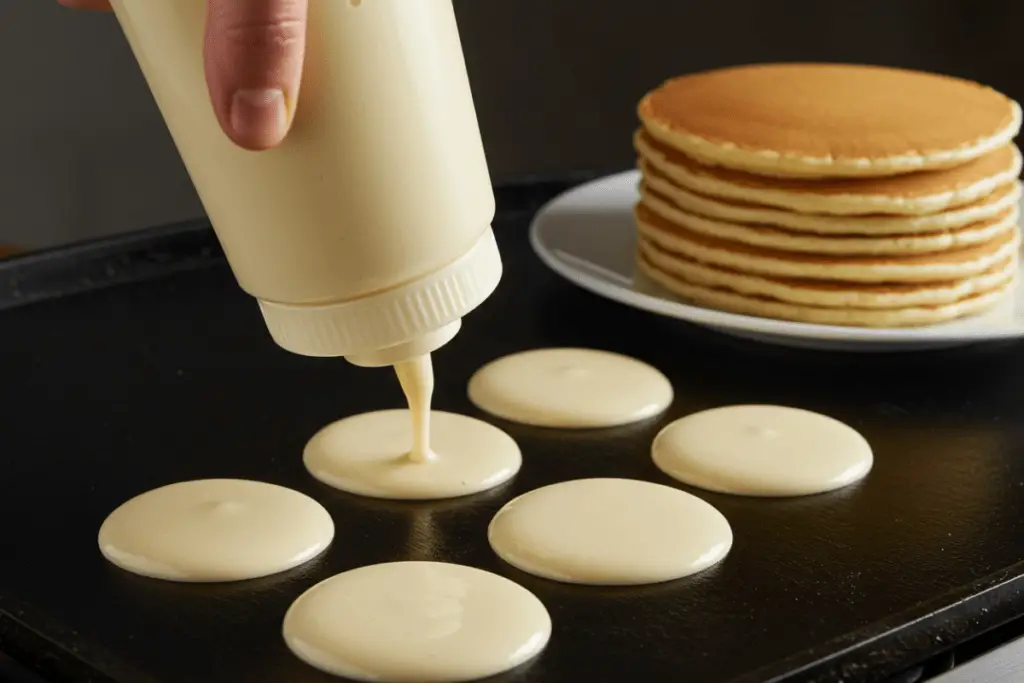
204;0;308;151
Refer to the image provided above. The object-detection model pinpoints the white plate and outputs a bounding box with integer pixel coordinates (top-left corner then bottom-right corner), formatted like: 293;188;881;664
529;170;1024;352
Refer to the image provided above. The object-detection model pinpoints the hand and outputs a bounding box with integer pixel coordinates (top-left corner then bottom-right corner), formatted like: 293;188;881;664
59;0;308;151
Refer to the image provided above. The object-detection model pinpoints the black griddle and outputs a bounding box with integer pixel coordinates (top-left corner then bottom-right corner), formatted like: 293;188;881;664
3;177;1024;683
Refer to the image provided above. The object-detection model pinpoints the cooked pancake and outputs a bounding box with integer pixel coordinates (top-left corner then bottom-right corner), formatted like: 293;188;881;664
639;160;1023;235
637;250;1014;327
638;237;1017;309
635;203;1022;283
638;63;1021;178
639;184;1020;256
636;130;1022;215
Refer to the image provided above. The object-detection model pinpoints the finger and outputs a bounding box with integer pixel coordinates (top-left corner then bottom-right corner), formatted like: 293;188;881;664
57;0;111;10
204;0;308;151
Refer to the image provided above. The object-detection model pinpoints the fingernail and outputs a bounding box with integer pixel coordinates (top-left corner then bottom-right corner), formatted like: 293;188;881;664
230;88;287;146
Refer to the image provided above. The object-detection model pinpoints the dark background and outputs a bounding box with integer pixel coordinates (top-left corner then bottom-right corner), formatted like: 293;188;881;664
1;0;1023;248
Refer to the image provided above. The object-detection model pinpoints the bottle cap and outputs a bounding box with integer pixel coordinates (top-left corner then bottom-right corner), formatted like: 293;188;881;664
256;227;502;361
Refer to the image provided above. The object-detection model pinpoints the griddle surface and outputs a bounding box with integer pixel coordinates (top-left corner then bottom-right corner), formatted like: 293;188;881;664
3;198;1024;683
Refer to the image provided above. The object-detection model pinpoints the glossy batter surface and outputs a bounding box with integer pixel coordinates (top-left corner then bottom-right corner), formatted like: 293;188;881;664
98;479;334;582
488;478;732;585
653;405;873;496
468;348;673;428
283;561;551;682
304;410;521;500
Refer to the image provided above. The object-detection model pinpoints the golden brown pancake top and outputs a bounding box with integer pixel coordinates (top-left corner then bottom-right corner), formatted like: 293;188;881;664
639;64;1019;162
636;130;1019;198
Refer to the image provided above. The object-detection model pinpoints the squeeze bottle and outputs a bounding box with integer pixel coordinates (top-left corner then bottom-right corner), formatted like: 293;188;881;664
108;0;500;367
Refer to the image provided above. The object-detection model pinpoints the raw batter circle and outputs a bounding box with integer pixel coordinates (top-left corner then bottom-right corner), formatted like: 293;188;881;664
98;479;334;582
283;561;551;682
652;405;874;497
488;478;732;585
467;348;674;428
303;409;521;500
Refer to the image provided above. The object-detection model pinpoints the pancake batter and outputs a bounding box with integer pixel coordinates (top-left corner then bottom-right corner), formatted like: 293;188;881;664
283;561;551;682
652;405;873;497
304;409;521;500
98;479;334;582
488;478;732;585
394;355;436;463
468;348;674;428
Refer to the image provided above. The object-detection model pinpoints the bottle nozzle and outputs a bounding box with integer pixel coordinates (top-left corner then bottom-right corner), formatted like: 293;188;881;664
344;320;462;368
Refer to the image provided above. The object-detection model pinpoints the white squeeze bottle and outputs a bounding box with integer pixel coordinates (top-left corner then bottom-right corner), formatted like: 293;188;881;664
108;0;500;369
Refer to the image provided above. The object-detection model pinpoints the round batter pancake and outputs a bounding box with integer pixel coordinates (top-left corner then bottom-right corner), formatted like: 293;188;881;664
98;479;335;582
638;63;1022;178
637;251;1015;328
636;130;1022;216
635;203;1022;283
638;237;1018;310
640;161;1023;235
303;410;521;500
652;406;873;497
487;478;732;585
283;562;551;682
639;186;1020;256
467;348;673;428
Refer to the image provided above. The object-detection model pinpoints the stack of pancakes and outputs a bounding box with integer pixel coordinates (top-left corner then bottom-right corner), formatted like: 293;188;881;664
634;63;1023;327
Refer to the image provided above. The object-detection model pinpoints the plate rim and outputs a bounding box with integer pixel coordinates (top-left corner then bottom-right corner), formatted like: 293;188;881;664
528;170;1024;346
